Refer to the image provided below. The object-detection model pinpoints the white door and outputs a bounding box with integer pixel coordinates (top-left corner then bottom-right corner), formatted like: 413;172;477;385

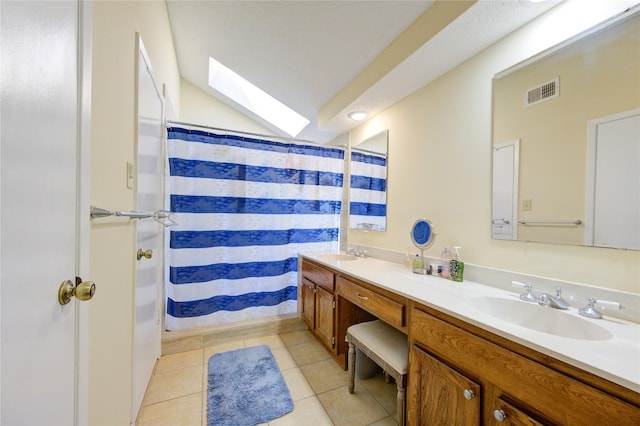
492;140;520;240
131;37;165;422
0;1;90;424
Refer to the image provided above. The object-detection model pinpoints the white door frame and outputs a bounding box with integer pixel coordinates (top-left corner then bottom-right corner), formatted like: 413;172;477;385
76;1;93;423
131;34;164;423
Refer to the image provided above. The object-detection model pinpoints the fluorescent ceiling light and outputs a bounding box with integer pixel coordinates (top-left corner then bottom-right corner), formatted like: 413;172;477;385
208;57;310;137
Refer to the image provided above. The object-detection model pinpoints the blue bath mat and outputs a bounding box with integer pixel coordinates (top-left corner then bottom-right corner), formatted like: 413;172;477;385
207;345;294;426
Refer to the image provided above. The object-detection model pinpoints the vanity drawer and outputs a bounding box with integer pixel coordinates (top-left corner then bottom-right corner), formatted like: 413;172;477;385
301;260;334;292
337;276;405;330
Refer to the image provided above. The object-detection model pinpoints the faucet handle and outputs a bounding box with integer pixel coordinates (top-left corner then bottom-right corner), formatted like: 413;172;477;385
553;286;571;308
512;281;537;303
579;297;625;319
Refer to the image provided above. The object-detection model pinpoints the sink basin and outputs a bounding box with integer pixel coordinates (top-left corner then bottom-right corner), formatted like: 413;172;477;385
318;253;359;262
468;296;613;341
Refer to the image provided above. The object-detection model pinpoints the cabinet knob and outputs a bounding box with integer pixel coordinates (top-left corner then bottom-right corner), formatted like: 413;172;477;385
493;409;507;422
462;389;475;400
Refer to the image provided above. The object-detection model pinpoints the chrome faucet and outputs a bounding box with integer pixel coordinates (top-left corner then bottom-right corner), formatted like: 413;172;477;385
513;282;571;309
537;287;570;310
347;246;368;258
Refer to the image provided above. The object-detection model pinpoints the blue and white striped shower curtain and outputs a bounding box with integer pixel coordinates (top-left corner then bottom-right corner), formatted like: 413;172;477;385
349;150;387;231
165;127;344;330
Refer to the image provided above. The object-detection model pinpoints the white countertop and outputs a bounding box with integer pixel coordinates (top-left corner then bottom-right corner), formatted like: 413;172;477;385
300;252;640;393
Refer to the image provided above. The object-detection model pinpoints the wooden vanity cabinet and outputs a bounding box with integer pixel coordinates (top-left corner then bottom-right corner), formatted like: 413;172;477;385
300;260;336;352
300;258;409;369
408;302;640;425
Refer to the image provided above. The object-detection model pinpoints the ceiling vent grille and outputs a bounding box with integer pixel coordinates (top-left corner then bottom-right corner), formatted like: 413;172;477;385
525;77;559;107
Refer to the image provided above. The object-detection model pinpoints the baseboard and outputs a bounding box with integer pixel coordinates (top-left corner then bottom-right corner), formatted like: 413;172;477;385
161;313;307;356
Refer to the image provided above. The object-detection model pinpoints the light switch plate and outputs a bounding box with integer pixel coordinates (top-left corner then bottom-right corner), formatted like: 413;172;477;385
126;162;134;189
523;199;532;211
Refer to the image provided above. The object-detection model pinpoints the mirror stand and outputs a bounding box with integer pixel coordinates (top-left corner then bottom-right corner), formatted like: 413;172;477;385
410;219;436;275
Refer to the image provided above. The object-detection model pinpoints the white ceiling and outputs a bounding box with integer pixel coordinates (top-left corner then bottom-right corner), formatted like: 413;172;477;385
166;0;559;143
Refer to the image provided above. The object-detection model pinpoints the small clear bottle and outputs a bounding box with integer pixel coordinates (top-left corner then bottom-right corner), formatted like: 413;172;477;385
440;247;452;278
404;247;412;269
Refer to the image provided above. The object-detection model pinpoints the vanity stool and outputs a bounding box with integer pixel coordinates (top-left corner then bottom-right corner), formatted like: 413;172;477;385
346;320;408;426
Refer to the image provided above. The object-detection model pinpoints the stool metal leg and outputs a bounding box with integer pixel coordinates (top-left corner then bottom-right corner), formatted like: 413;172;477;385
396;378;406;426
348;341;356;394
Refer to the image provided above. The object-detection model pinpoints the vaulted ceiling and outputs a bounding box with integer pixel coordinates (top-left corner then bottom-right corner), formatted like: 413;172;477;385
166;0;559;143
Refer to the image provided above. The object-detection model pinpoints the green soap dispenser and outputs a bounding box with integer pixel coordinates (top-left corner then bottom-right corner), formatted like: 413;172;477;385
449;246;464;282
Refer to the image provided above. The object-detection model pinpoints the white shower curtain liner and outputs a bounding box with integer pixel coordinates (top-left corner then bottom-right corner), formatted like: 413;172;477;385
165;126;344;330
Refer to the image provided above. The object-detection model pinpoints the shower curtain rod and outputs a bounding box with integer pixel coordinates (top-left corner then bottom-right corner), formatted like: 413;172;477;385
166;120;346;148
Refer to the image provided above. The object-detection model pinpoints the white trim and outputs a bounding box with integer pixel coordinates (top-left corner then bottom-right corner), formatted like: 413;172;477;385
132;33;165;425
0;0;3;413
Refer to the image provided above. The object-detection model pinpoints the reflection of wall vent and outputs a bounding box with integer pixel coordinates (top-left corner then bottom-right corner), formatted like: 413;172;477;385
525;77;559;107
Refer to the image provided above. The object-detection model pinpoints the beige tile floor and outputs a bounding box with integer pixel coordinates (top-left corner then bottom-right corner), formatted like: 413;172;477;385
136;330;399;426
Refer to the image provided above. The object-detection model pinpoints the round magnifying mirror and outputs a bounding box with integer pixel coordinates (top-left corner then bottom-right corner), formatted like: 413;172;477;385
410;219;436;275
411;219;436;250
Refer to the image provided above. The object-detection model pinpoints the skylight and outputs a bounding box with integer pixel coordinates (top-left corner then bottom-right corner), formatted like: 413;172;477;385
208;57;310;137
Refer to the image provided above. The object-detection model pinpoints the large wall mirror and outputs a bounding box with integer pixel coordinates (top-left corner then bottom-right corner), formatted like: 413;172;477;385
349;129;388;231
492;8;639;250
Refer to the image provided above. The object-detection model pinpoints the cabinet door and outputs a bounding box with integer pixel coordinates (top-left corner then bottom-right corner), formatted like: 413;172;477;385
315;286;335;349
408;344;481;425
301;278;316;329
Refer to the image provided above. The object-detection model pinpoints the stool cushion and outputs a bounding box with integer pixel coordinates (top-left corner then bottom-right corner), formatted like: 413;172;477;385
347;320;408;374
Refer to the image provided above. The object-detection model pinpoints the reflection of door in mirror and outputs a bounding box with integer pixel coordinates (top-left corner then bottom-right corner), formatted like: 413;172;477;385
585;109;640;250
492;140;519;240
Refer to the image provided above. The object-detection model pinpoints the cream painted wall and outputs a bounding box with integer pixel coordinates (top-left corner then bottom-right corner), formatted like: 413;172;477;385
348;3;640;294
179;79;276;136
90;1;180;424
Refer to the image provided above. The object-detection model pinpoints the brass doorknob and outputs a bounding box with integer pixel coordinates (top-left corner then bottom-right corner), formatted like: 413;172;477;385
75;280;96;301
58;278;96;305
137;248;153;260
